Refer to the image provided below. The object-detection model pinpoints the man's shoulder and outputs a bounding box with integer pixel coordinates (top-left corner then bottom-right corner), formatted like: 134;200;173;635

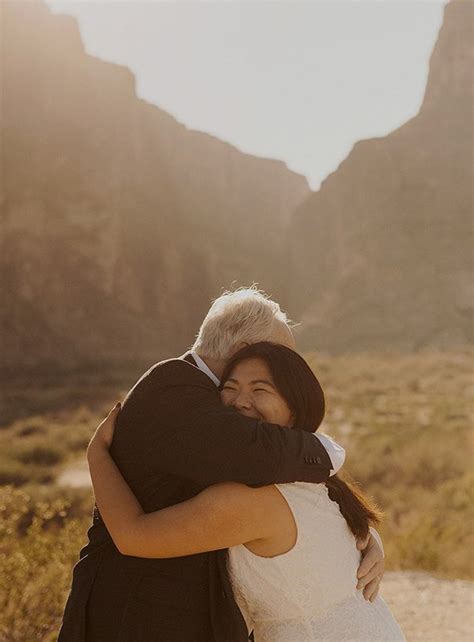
133;354;215;390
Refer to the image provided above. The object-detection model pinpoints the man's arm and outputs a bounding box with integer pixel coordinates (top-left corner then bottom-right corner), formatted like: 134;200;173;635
114;359;342;488
89;421;277;558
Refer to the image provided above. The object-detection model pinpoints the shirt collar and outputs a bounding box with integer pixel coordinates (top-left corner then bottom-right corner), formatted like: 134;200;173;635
190;351;221;387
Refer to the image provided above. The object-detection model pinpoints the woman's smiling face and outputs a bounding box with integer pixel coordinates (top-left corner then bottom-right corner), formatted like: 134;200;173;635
220;357;294;427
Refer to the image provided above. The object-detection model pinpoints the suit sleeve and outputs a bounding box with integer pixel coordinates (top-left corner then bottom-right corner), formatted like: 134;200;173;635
118;361;334;488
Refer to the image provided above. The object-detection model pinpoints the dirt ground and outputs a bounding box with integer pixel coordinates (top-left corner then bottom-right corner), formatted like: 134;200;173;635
57;458;91;488
382;571;474;641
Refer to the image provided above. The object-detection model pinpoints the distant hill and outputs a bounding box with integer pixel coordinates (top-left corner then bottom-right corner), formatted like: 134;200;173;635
0;0;309;368
0;0;472;370
288;0;473;353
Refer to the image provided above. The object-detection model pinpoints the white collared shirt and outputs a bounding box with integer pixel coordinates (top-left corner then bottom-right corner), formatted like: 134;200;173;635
190;351;345;476
316;433;345;475
190;351;221;387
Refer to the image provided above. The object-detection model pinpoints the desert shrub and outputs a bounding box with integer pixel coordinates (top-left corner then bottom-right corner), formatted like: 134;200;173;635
308;348;474;580
0;408;104;488
381;469;474;578
12;484;94;534
60;420;97;453
0;461;54;486
13;442;65;466
16;424;47;438
0;485;92;642
0;461;32;486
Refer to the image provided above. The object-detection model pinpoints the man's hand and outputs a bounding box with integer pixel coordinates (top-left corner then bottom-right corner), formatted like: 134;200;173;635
355;531;385;602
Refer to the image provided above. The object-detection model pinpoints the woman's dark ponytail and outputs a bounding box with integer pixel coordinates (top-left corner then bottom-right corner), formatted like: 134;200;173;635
325;474;382;539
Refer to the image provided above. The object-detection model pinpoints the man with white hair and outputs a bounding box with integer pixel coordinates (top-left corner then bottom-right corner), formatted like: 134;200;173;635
59;287;383;642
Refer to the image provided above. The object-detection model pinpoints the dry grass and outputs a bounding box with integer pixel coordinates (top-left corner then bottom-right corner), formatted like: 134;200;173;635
0;485;92;641
0;349;472;639
307;348;474;579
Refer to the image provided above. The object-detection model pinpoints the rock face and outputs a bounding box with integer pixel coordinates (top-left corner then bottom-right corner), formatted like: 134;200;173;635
1;0;309;369
288;0;473;353
1;0;472;370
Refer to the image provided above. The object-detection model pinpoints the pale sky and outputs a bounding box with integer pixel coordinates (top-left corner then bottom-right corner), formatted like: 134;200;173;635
47;0;447;189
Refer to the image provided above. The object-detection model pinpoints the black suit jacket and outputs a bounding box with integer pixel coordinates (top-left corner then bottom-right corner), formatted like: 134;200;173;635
58;353;333;642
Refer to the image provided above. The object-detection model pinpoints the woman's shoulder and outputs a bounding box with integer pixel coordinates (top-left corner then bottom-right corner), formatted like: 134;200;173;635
274;482;340;523
275;481;329;502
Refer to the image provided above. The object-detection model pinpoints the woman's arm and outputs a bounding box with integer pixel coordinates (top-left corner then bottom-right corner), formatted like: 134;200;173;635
87;408;276;558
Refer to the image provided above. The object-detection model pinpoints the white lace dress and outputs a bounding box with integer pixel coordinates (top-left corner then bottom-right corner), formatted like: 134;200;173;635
227;482;405;642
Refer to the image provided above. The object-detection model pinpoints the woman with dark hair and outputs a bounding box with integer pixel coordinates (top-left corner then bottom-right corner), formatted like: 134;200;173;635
221;343;381;542
87;342;404;641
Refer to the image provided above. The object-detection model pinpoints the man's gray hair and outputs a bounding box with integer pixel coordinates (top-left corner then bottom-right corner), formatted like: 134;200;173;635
192;286;291;361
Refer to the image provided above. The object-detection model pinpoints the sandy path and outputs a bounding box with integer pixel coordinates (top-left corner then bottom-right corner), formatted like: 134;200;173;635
382;571;474;641
57;461;474;641
57;458;91;488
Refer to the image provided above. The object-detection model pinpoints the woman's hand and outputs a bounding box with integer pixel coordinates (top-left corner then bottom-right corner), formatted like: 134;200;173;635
87;403;121;457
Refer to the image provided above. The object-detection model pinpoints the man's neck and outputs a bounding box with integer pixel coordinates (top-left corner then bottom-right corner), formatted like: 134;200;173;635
194;352;225;381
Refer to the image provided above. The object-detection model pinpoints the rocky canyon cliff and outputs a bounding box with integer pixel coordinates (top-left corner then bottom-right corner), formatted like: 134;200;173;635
1;0;472;370
1;0;309;368
288;0;473;353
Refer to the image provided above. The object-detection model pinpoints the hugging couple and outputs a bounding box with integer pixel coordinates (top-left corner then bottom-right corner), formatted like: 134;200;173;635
59;287;405;641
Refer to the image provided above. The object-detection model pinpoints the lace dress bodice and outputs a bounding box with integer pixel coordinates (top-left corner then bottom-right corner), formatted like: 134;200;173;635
227;482;405;641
